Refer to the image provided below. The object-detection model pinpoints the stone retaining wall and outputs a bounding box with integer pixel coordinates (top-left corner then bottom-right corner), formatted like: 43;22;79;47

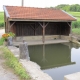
15;35;59;41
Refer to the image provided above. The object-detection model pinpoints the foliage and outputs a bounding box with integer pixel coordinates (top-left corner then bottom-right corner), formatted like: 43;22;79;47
55;4;80;12
0;12;4;27
2;47;30;80
2;32;15;40
70;4;80;12
72;28;80;34
0;23;4;27
0;38;5;45
67;12;80;29
72;21;80;28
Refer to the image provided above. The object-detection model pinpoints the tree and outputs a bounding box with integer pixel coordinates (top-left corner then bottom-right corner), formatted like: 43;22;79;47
54;4;80;12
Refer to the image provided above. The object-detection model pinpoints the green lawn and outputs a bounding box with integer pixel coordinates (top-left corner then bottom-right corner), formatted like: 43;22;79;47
0;12;4;23
67;12;80;34
72;28;80;34
67;12;80;21
0;12;4;27
68;12;80;17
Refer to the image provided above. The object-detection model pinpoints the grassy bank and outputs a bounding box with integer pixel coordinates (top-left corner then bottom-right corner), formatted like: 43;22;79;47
68;12;80;21
72;28;80;35
68;12;80;35
68;12;80;17
0;12;4;27
0;38;4;45
0;46;31;80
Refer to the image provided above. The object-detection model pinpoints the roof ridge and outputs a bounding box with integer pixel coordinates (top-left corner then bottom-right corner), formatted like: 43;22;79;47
5;5;59;10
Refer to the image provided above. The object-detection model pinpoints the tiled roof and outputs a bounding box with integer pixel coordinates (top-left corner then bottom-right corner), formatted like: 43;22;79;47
4;6;76;21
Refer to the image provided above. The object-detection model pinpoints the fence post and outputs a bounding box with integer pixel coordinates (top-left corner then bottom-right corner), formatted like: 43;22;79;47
19;42;30;61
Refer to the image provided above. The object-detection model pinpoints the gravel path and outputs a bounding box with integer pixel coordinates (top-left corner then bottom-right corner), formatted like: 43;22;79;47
0;29;5;38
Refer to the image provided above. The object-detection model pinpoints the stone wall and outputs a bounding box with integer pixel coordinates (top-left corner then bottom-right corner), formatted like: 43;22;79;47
15;35;60;41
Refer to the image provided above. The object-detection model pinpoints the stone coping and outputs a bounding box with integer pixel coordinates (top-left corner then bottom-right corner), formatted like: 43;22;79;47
64;72;80;80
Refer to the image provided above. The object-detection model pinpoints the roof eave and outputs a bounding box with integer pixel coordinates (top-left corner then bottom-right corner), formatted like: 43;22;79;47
3;5;10;18
61;10;77;20
8;18;76;22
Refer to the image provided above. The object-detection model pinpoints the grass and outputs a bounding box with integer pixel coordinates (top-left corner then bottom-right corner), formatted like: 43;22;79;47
67;12;80;21
0;12;4;27
1;46;31;80
76;17;80;21
68;12;80;34
68;12;80;17
0;12;4;22
0;38;4;45
72;28;80;34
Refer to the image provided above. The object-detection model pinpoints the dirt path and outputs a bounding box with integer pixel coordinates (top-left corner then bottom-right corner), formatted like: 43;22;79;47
0;46;19;80
0;29;5;38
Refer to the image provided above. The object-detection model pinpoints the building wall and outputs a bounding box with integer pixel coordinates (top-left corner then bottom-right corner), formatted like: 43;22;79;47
10;21;71;37
15;35;59;41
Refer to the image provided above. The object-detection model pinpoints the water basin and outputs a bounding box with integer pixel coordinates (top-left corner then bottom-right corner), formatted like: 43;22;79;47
28;43;80;80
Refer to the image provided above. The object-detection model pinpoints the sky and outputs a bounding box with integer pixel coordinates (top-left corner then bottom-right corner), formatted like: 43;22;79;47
0;0;80;11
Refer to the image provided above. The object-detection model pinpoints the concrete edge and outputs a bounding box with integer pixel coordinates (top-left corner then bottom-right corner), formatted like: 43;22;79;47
64;72;80;80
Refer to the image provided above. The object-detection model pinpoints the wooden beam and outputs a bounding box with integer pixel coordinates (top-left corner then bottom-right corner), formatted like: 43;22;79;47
8;18;75;22
39;22;43;27
9;21;16;31
10;22;16;27
7;20;10;32
45;22;49;27
39;22;49;43
30;24;39;36
67;22;72;34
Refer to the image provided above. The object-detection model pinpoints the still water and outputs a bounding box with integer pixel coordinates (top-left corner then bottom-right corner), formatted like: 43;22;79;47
28;43;80;80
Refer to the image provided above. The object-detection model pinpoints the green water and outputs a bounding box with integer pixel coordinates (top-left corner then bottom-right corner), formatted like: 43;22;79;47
28;43;80;80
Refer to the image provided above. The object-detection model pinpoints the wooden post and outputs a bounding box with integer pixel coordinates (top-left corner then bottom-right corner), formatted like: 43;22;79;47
70;24;72;34
8;21;10;32
67;22;72;36
43;22;45;43
39;22;49;43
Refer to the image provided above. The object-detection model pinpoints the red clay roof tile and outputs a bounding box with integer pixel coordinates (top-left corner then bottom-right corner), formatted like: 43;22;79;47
5;6;76;21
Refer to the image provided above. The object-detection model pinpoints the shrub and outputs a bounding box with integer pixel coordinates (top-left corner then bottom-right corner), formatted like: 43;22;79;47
2;32;15;40
0;23;4;27
72;28;80;34
72;21;80;28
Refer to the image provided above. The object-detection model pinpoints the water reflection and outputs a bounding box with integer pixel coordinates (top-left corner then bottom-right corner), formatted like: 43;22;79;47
28;43;76;69
28;43;80;80
41;44;47;63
